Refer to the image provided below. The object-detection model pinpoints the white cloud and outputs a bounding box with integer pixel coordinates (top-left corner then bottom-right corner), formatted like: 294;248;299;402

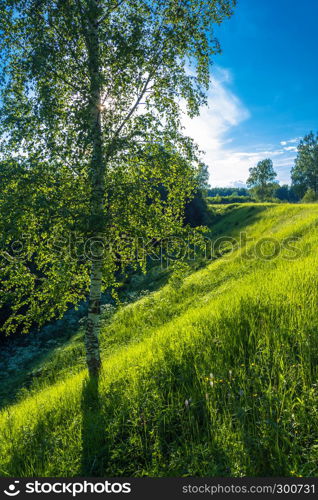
182;67;249;152
182;68;296;186
280;138;299;146
182;67;252;185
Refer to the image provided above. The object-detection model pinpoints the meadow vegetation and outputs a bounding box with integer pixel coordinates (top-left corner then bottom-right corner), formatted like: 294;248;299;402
0;203;317;477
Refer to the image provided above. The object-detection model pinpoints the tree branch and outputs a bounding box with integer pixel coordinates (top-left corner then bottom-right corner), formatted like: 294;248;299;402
111;73;153;141
97;0;126;24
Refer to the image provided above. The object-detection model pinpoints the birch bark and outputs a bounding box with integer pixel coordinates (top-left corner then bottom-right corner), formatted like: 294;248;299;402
84;0;105;377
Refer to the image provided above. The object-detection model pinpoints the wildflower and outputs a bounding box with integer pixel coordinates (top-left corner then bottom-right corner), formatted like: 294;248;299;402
210;381;214;387
229;370;233;379
185;398;192;408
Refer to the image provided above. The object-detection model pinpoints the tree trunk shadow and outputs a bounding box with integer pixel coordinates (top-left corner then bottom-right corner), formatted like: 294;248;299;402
81;374;106;476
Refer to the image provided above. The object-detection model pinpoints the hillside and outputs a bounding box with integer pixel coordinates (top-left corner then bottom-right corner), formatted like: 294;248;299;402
0;203;318;477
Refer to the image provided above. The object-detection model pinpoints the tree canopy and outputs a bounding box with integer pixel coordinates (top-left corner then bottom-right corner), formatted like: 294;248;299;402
291;132;318;199
0;0;236;375
246;158;277;201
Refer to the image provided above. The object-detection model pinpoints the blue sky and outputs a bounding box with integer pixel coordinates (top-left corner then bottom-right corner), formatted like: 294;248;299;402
184;0;318;187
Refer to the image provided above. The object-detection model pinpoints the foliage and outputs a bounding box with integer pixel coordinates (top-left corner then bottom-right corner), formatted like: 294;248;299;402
196;164;210;195
273;184;299;202
207;194;254;204
1;204;318;476
184;190;211;226
302;188;317;203
291;132;318;198
0;0;236;341
246;159;277;201
0;144;198;335
207;187;249;197
207;186;300;204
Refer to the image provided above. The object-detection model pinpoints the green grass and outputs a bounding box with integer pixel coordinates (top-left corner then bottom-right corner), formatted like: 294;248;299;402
0;203;318;477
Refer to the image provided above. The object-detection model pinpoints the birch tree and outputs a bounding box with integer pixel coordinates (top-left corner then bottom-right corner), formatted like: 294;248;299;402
0;0;236;377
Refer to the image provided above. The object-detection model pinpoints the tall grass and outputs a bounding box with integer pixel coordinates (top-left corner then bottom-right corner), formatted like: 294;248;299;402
0;203;317;477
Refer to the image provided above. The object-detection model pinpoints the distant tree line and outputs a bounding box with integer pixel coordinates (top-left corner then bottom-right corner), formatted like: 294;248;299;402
207;184;299;203
206;131;318;204
207;187;250;197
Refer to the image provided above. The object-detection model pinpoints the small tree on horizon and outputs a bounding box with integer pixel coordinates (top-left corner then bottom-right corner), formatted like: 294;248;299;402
246;158;277;201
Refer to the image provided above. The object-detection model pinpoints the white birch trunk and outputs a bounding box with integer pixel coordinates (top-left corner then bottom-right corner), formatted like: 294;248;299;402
85;259;102;377
84;0;105;377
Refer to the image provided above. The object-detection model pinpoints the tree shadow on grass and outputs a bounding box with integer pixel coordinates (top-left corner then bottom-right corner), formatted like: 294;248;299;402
4;373;109;477
81;374;109;476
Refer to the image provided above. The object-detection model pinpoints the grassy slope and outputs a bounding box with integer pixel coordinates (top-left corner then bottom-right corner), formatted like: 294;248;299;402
0;203;318;477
